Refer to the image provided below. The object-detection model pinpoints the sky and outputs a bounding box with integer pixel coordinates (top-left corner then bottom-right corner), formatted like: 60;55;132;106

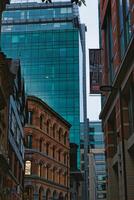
10;0;101;121
80;0;101;121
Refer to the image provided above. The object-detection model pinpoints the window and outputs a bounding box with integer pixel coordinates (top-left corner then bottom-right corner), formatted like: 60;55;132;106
128;86;134;136
47;120;50;134
39;139;42;152
108;109;117;155
125;0;131;44
58;150;61;162
119;0;125;57
53;168;55;182
106;11;114;83
89;127;95;132
119;0;132;58
64;132;67;145
59;170;61;184
96;163;106;171
46;165;49;179
64;173;66;186
81;153;84;161
53;124;56;138
53;146;55;158
81;163;85;171
46;143;49;155
25;161;31;175
26;135;32;148
64;153;66;164
28;111;33;125
97;193;106;199
97;183;106;191
40;115;43;129
94;154;105;161
97;174;106;181
38;164;42;177
59;128;63;142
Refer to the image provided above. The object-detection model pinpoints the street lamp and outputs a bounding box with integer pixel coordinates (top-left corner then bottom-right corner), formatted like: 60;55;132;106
100;85;128;200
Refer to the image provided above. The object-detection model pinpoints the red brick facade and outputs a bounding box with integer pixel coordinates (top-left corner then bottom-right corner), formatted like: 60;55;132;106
99;0;134;200
0;52;13;200
0;54;25;200
24;96;71;200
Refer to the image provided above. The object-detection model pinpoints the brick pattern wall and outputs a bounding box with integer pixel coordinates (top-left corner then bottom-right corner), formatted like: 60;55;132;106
100;0;134;199
24;96;70;200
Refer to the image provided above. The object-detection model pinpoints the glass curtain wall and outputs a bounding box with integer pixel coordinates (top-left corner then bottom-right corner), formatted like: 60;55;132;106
1;2;85;167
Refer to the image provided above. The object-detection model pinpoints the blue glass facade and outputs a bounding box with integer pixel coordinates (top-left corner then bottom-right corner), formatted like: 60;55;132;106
1;2;86;167
80;121;107;199
89;122;107;200
89;122;105;149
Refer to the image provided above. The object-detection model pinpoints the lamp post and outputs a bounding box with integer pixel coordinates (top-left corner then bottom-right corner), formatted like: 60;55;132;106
100;85;128;200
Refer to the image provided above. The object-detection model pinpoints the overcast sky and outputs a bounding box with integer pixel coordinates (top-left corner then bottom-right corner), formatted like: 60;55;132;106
80;0;101;121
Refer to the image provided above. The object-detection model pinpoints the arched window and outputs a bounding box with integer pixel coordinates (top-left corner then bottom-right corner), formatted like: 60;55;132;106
46;165;49;180
64;132;67;145
64;153;66;164
27;111;33;125
25;135;32;148
25;160;31;175
59;128;63;142
47;120;50;134
40;115;43;130
64;172;67;186
46;143;49;155
46;189;51;200
53;124;56;138
58;150;61;162
38;163;42;177
52;146;55;158
52;167;56;182
39;139;42;152
59;170;62;184
39;187;43;200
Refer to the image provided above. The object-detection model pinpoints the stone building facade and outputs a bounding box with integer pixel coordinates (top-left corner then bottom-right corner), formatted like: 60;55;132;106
24;96;71;200
99;0;134;200
0;54;25;200
0;52;14;199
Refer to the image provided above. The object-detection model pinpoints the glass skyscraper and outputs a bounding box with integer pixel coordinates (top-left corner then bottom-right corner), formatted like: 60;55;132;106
1;1;86;167
81;121;107;200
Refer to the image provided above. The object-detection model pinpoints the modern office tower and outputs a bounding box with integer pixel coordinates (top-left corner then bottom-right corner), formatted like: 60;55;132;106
0;56;25;200
81;121;107;200
1;0;87;169
24;96;70;200
99;1;134;200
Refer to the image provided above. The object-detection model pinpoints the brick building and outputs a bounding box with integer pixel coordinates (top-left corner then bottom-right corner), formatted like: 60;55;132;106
24;96;71;200
0;55;25;200
0;52;14;198
99;0;134;200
